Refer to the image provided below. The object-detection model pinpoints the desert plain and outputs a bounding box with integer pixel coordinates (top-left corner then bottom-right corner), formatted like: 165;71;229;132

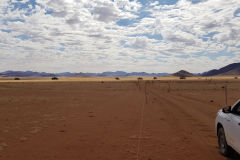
0;76;240;160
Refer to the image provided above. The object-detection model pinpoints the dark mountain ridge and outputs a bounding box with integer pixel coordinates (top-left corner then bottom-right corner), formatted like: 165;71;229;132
202;63;240;76
172;70;194;77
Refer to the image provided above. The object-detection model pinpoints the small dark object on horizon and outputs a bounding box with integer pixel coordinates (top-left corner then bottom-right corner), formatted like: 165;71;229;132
210;100;214;102
153;77;157;80
14;77;20;80
115;77;120;80
52;77;58;80
235;77;238;79
179;76;186;79
138;77;143;80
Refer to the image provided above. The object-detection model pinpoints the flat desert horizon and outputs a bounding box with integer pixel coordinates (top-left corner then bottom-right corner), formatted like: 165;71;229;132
0;77;240;160
0;75;240;82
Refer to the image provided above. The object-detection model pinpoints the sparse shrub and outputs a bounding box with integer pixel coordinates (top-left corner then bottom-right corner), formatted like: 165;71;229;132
14;77;20;80
235;77;238;79
52;77;58;80
138;77;143;80
115;77;120;80
153;77;157;80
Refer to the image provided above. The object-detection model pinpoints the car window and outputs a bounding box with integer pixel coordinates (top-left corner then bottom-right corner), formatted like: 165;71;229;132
235;106;240;115
233;104;240;115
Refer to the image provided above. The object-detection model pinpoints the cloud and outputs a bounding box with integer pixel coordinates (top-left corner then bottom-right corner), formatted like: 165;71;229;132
66;14;80;25
131;37;148;49
93;6;120;23
0;0;239;73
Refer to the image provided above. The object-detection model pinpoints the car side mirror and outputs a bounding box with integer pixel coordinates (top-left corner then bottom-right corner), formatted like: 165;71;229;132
222;106;232;113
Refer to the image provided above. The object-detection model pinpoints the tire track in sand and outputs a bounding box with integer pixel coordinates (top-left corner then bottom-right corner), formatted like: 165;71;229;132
144;88;226;160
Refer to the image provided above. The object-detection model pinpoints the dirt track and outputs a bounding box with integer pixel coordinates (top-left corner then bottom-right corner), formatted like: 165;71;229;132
0;80;240;160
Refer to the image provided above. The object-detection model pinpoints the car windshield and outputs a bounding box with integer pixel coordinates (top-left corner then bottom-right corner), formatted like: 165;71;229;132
232;100;240;110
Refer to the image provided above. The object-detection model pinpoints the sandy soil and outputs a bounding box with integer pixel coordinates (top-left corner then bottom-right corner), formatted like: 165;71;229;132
0;79;240;160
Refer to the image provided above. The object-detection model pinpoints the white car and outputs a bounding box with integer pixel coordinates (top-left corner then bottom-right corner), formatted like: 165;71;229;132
216;99;240;156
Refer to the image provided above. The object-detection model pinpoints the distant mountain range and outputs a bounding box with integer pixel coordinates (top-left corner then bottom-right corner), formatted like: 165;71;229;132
0;70;168;77
1;63;240;77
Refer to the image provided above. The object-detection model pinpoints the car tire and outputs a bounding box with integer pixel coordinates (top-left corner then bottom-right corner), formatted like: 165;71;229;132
218;127;232;156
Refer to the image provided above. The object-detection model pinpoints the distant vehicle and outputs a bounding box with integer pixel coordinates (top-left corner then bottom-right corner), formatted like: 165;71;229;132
52;77;58;80
216;99;240;156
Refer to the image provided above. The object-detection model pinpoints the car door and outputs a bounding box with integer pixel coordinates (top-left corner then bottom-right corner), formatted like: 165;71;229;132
229;104;240;153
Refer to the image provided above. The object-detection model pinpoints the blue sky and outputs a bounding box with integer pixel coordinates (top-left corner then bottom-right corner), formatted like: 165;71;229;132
0;0;240;73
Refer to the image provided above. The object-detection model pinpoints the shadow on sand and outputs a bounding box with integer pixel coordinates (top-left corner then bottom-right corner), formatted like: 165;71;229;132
228;151;240;160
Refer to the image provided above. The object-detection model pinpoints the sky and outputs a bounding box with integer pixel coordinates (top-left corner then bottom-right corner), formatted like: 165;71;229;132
0;0;240;73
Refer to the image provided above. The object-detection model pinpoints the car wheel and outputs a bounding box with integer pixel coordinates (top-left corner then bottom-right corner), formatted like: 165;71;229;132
218;127;232;156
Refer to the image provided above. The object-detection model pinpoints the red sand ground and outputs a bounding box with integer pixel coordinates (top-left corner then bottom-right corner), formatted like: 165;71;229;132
0;80;240;160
